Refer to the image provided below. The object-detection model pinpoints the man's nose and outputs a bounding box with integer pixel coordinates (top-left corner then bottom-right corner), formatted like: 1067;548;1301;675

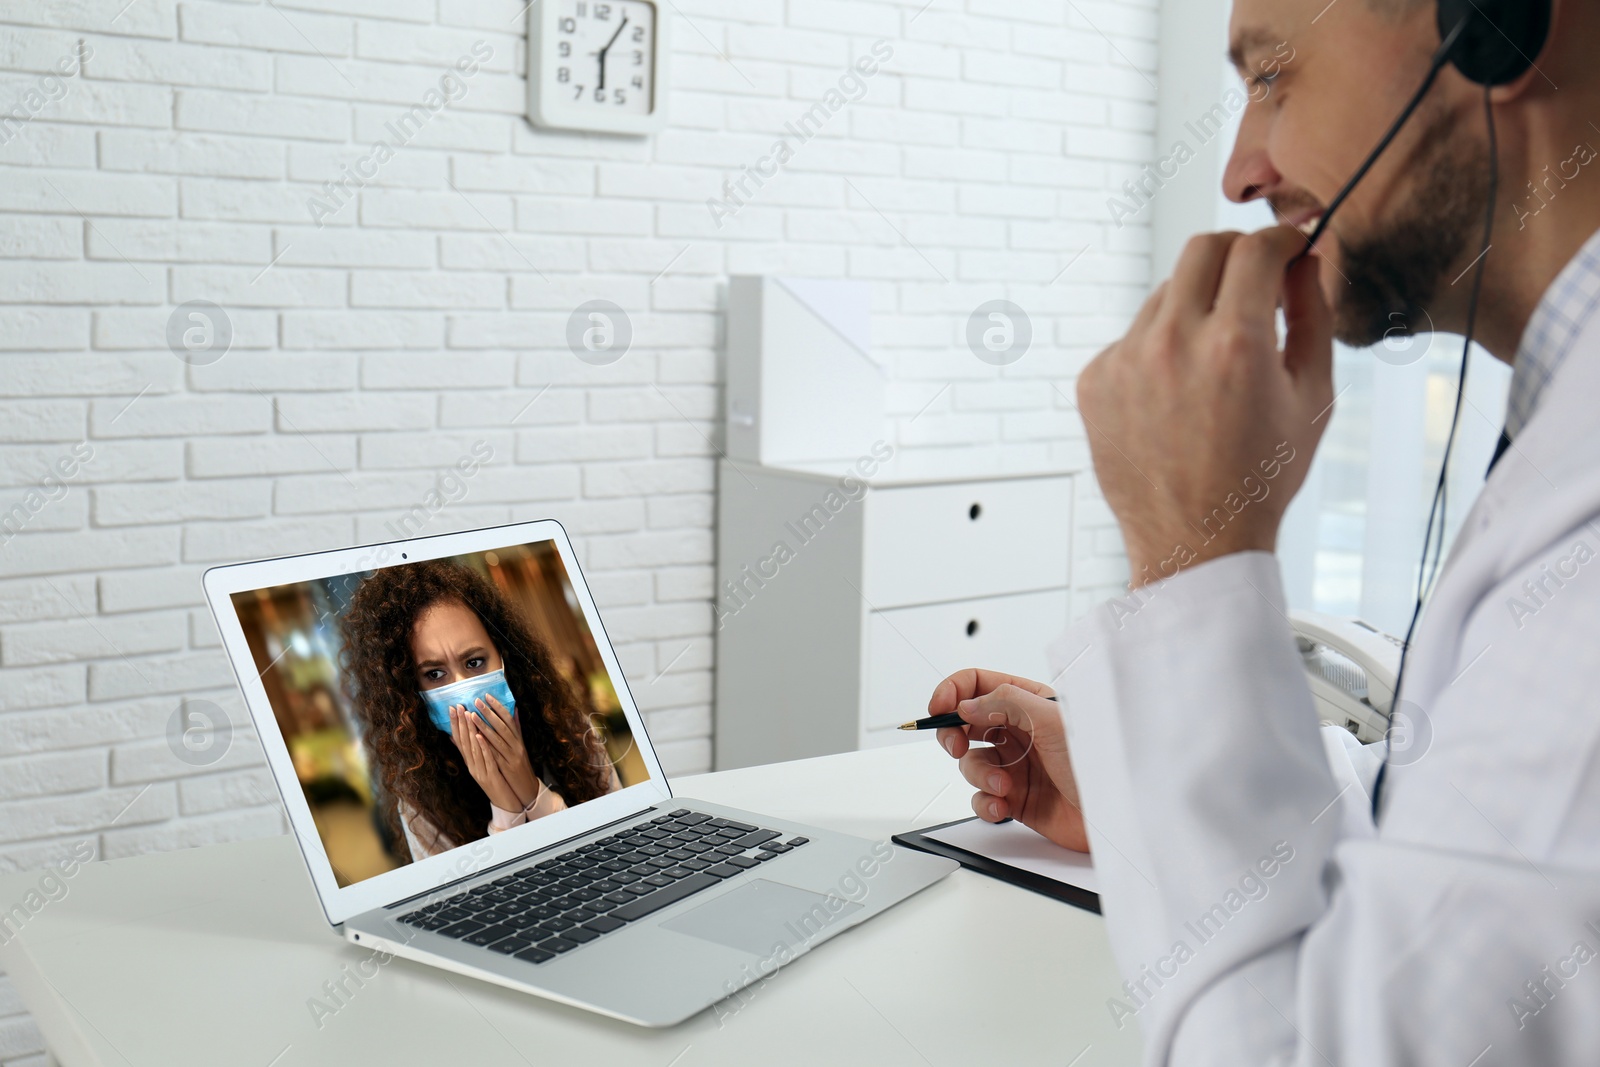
1223;104;1279;205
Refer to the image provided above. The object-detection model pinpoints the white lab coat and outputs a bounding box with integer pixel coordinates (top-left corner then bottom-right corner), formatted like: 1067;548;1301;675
1048;308;1600;1064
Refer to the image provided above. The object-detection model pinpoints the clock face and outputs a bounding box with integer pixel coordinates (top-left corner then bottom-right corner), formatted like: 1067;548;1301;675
548;0;656;116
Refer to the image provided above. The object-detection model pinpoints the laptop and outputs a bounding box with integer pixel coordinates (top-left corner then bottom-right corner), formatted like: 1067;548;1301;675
203;518;956;1027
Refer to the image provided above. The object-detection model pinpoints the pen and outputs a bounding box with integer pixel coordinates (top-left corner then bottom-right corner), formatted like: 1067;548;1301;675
897;696;1058;730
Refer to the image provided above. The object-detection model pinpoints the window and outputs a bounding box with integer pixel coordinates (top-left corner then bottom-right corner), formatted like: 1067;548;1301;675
1278;340;1510;636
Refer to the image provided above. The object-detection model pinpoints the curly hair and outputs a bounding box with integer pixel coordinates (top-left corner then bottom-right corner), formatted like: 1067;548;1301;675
340;558;613;858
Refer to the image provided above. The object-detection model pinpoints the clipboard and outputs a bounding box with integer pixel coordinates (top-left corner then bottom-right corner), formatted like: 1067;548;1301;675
893;816;1101;915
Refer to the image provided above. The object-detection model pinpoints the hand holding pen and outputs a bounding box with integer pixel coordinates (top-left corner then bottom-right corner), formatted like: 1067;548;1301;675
898;694;1056;732
918;669;1089;854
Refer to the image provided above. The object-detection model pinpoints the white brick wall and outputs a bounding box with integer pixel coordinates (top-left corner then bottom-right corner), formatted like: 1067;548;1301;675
0;0;1152;1056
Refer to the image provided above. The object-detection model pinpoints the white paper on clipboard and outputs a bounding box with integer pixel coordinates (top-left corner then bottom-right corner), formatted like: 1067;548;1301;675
923;817;1098;894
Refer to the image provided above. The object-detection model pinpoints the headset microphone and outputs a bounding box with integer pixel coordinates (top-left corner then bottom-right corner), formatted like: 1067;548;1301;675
1269;0;1552;816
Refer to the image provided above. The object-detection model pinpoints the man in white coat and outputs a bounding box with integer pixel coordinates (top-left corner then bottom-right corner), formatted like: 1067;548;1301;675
931;0;1600;1063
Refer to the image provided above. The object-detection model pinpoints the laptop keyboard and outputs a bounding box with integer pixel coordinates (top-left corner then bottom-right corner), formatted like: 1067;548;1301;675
394;809;810;965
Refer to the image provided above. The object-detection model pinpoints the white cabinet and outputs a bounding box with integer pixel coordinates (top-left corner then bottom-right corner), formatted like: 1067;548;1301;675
713;460;1075;770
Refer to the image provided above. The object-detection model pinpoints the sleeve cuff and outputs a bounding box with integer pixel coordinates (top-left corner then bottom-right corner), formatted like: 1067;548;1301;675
1047;550;1285;683
487;781;569;835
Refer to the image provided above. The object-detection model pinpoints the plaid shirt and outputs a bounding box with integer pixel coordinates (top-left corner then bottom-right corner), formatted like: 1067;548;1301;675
1505;225;1600;438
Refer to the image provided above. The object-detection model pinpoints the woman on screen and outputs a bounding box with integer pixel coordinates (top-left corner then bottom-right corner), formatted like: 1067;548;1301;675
342;559;621;861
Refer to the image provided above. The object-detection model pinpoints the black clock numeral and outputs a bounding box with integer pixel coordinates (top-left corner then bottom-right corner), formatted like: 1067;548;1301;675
593;86;606;102
631;25;644;41
595;3;612;18
631;75;643;89
573;84;585;100
558;41;570;57
614;89;627;105
557;67;570;83
559;16;575;32
576;1;587;13
631;49;642;65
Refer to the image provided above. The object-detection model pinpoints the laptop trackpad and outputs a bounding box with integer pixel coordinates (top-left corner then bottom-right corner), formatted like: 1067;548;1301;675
660;878;864;956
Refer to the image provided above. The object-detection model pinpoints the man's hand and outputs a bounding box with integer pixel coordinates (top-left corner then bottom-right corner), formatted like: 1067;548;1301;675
1076;227;1334;587
930;669;1088;853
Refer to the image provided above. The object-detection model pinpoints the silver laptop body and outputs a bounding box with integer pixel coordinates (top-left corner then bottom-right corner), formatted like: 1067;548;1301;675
205;519;956;1027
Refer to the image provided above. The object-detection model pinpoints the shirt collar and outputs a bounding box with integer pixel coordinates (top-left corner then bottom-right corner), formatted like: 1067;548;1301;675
1505;225;1600;438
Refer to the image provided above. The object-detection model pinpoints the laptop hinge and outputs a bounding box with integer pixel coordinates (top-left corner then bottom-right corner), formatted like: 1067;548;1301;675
386;804;659;910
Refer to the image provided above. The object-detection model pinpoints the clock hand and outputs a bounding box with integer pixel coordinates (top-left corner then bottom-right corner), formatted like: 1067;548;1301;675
595;15;629;91
599;15;630;55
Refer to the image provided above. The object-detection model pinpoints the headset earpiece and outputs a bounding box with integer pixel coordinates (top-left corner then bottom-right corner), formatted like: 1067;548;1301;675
1436;0;1551;87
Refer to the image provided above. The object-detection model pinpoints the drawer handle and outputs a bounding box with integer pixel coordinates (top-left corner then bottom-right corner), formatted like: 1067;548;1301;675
965;619;979;637
968;502;982;520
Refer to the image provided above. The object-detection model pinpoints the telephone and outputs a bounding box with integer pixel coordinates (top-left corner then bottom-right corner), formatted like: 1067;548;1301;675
1289;610;1403;744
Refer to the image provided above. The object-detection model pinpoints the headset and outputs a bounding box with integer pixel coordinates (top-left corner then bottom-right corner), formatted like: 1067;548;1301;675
1280;0;1552;817
1292;0;1549;262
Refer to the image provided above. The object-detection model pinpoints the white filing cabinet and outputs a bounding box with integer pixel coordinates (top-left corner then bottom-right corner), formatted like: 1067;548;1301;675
714;459;1075;770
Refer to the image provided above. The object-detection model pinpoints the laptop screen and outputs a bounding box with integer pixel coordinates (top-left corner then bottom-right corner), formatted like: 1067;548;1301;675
227;537;651;888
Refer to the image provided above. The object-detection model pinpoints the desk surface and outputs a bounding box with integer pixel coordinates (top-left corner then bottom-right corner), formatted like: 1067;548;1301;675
0;742;1142;1067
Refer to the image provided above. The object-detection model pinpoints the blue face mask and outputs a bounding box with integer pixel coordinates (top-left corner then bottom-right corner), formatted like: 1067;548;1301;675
417;669;518;733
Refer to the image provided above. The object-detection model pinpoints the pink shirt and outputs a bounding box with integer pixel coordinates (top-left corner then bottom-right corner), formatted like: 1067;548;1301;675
399;764;621;861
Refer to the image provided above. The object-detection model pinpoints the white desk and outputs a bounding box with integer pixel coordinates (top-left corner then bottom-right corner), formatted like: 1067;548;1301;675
0;743;1142;1066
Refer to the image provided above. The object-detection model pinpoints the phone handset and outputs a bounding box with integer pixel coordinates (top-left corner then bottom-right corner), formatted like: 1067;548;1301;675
1289;610;1403;745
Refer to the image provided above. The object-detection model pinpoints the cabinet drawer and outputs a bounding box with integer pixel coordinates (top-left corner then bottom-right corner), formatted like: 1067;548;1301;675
861;476;1071;608
860;588;1069;733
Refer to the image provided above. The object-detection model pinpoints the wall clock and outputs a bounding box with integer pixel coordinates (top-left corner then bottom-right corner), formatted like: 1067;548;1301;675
528;0;669;135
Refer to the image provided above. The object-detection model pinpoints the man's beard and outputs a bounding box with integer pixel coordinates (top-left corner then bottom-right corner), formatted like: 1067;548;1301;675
1331;109;1491;347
